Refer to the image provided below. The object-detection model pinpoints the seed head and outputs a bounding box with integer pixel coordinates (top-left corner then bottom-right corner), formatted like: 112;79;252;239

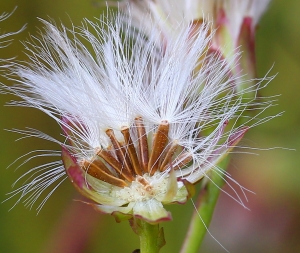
1;11;273;222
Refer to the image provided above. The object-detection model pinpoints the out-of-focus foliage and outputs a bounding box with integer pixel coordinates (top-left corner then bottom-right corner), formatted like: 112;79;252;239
0;0;299;252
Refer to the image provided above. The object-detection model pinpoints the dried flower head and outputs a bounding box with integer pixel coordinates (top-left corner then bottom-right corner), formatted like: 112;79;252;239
2;11;273;223
117;1;270;40
117;0;271;84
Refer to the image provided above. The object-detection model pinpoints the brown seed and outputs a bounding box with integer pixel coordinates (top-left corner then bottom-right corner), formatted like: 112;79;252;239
96;148;134;182
106;129;135;176
161;152;193;172
81;159;128;187
135;117;149;173
159;141;179;171
148;121;169;175
121;127;143;175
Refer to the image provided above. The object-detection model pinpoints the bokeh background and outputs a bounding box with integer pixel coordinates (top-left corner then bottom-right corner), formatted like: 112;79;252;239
0;0;299;252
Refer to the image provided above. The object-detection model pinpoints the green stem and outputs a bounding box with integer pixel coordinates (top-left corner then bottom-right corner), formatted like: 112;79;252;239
132;219;165;253
180;157;230;253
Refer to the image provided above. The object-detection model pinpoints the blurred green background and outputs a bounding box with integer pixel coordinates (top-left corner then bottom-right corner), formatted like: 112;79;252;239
0;0;299;252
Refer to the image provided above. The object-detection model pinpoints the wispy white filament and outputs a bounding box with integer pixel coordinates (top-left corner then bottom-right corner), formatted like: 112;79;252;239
0;7;26;49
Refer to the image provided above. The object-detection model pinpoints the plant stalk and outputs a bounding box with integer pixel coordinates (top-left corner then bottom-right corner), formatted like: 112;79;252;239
180;157;230;253
132;218;165;253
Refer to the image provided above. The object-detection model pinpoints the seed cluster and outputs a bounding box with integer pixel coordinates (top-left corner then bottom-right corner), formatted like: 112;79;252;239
80;117;192;187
